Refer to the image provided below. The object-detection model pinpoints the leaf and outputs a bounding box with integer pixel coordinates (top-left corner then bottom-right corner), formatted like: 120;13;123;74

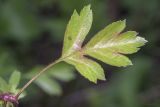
85;20;126;48
0;77;9;92
35;75;62;95
61;6;147;83
9;70;21;89
0;71;24;99
26;64;75;95
62;5;92;57
84;20;147;67
64;53;105;83
48;62;75;82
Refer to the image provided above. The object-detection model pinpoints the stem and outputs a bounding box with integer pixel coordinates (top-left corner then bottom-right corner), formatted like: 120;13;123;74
15;58;62;98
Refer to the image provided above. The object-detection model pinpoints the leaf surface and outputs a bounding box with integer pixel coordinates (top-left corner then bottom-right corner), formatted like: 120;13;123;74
62;6;147;83
62;5;92;56
35;75;62;95
48;62;75;82
9;70;21;89
0;77;9;92
64;53;105;83
84;20;147;67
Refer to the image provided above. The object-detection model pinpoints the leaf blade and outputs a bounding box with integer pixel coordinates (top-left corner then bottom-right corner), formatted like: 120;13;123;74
9;70;21;90
84;20;147;67
62;5;92;56
0;77;9;92
110;31;147;54
85;20;126;48
64;53;105;83
85;49;132;67
35;75;62;95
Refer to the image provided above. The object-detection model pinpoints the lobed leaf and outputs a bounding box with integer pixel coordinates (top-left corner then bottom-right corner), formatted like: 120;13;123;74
64;53;105;83
62;5;147;83
62;5;92;57
84;20;147;67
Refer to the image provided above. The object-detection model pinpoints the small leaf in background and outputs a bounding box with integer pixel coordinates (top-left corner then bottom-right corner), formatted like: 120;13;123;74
65;53;105;83
62;5;92;56
84;20;147;67
9;70;21;90
48;62;75;82
0;77;9;92
0;71;24;98
26;63;75;95
35;75;62;96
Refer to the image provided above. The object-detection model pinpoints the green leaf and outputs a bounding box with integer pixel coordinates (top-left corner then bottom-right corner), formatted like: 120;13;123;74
62;5;92;56
85;49;132;67
64;53;105;83
0;71;24;98
9;70;21;89
84;20;147;67
35;75;62;95
0;77;9;92
26;64;75;95
85;20;126;48
48;62;75;82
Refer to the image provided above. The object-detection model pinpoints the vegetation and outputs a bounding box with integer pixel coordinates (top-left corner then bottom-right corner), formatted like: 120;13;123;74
0;5;147;107
0;0;159;107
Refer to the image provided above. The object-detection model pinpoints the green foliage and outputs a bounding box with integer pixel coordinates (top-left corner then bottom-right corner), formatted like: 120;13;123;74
64;52;105;83
26;62;75;95
47;62;75;82
61;5;147;83
62;5;92;57
0;0;158;106
84;21;147;67
9;71;21;91
0;77;9;92
0;71;24;98
0;4;147;101
35;74;62;95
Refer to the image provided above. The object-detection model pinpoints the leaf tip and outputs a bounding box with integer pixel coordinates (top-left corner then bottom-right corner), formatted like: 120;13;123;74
129;61;133;66
136;36;148;45
122;19;126;23
142;37;148;43
73;9;79;16
93;80;97;84
91;78;106;84
116;19;126;26
81;4;92;14
126;60;133;67
121;59;133;67
101;77;106;81
99;73;106;81
85;4;91;9
120;19;126;27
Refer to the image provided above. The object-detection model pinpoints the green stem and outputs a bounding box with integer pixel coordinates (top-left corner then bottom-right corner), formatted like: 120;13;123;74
15;58;62;98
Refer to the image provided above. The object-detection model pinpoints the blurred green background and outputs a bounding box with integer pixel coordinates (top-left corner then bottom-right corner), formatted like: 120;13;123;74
0;0;159;107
